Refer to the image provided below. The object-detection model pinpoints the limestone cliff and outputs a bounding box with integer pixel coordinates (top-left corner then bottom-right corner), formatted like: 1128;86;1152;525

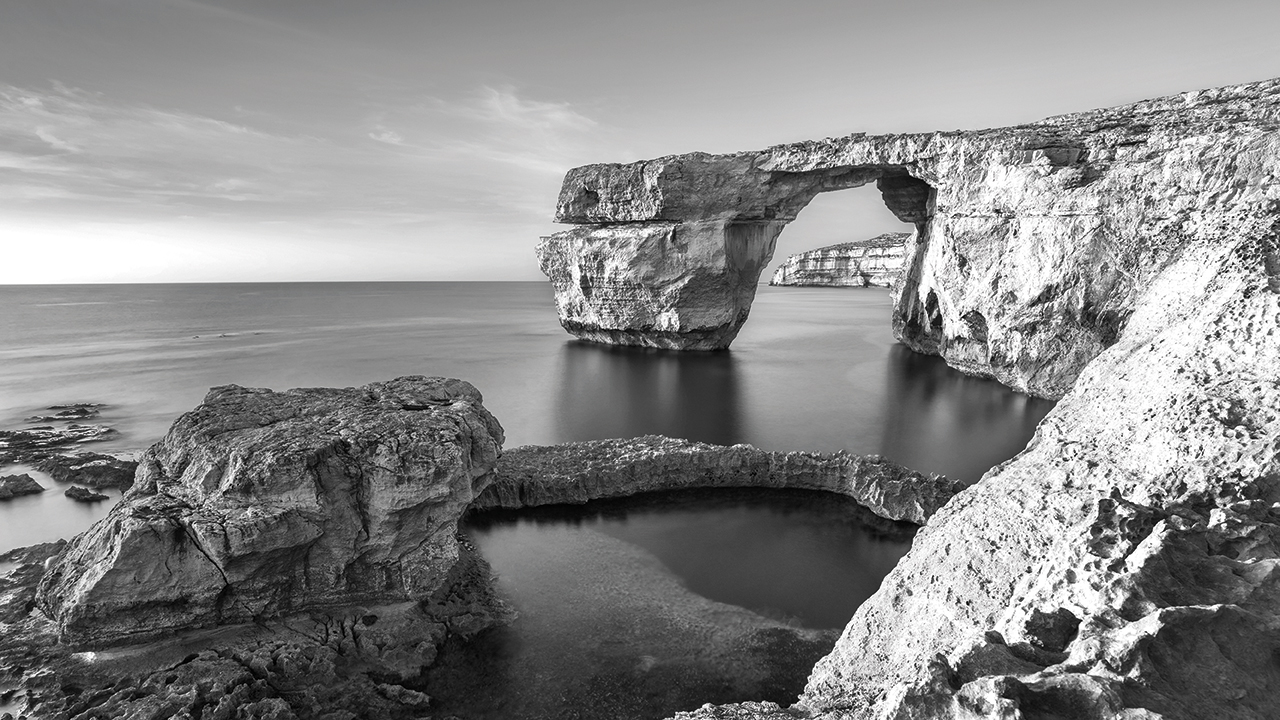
36;376;505;645
540;78;1280;402
476;435;963;525
769;232;909;288
654;81;1280;720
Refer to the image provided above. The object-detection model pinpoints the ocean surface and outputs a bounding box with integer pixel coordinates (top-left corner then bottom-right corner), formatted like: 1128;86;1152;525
0;281;1055;718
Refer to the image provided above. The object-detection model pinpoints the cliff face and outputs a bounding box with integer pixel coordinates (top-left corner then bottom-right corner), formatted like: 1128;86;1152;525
36;376;505;645
540;78;1280;400
769;232;910;288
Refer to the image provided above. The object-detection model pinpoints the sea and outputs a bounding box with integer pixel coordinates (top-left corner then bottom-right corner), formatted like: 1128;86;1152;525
0;281;1054;718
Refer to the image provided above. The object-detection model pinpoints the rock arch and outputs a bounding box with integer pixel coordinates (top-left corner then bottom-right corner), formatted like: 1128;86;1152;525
537;159;934;350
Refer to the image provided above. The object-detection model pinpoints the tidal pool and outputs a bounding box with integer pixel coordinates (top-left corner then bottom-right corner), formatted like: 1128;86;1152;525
423;488;915;720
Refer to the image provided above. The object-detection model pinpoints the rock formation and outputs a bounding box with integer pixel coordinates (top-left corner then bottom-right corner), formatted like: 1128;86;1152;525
653;81;1280;719
539;78;1279;401
36;452;138;489
477;435;962;525
0;473;43;500
36;375;505;646
63;486;108;502
769;232;910;288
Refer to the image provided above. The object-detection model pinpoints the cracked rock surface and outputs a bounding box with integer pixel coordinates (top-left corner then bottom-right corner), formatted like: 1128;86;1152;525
36;375;505;646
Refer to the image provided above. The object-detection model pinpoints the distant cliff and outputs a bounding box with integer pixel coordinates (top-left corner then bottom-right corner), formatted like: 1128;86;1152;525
769;232;909;287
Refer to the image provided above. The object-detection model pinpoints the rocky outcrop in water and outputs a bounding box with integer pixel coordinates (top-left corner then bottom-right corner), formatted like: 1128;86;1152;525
769;233;909;288
476;435;962;525
36;376;506;646
0;424;115;465
1;377;512;720
0;473;43;500
36;452;137;489
63;486;108;503
540;79;1279;401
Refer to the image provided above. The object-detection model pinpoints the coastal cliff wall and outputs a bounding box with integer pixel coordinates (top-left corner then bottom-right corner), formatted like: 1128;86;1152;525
769;232;909;288
539;78;1280;400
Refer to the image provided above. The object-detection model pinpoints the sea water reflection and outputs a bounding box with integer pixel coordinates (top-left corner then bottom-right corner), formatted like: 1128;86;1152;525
551;333;1054;484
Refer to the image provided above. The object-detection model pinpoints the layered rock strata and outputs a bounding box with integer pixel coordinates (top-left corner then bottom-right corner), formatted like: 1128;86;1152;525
540;79;1279;402
769;232;910;288
36;375;505;646
476;435;962;525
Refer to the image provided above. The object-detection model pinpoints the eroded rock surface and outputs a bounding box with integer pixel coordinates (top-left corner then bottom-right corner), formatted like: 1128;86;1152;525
476;435;962;525
36;375;505;646
769;232;910;288
541;79;1280;402
0;474;43;500
36;452;138;489
671;182;1280;718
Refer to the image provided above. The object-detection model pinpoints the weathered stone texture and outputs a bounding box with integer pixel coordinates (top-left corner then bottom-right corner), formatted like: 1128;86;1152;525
35;376;505;645
769;232;910;288
476;435;963;525
543;79;1280;401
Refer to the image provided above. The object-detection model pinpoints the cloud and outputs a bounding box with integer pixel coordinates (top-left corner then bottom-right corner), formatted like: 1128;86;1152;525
0;82;619;280
368;127;404;145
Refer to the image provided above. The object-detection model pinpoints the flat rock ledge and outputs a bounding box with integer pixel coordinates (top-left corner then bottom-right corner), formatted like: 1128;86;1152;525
1;376;513;720
475;435;963;525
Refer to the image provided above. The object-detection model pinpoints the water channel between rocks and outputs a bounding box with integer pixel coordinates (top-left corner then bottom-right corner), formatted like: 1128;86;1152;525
425;488;915;720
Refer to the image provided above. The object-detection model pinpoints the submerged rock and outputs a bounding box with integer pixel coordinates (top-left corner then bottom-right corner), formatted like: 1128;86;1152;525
477;435;963;525
769;232;910;288
62;486;108;503
25;403;102;423
36;375;505;646
35;451;137;489
0;473;43;500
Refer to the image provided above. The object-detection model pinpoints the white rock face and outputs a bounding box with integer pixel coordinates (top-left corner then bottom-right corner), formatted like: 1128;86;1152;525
542;79;1280;401
769;233;910;288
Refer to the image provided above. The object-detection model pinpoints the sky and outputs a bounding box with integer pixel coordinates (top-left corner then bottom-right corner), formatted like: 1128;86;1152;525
2;0;1280;283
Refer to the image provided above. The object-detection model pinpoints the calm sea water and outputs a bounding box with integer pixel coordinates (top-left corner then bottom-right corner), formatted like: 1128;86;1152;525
0;281;1053;718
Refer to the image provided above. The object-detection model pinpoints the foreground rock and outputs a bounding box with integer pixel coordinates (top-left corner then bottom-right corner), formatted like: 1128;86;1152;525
0;474;43;500
477;435;962;525
542;78;1279;401
1;376;511;719
769;232;910;288
37;375;506;645
35;452;138;489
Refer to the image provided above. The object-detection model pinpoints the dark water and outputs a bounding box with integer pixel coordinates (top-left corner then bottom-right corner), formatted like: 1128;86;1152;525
0;282;1054;718
432;489;914;719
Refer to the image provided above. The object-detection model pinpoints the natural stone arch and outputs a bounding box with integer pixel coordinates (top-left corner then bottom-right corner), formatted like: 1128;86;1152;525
536;161;935;351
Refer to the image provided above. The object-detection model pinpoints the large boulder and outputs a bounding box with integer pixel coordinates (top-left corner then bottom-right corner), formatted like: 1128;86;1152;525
36;376;505;645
